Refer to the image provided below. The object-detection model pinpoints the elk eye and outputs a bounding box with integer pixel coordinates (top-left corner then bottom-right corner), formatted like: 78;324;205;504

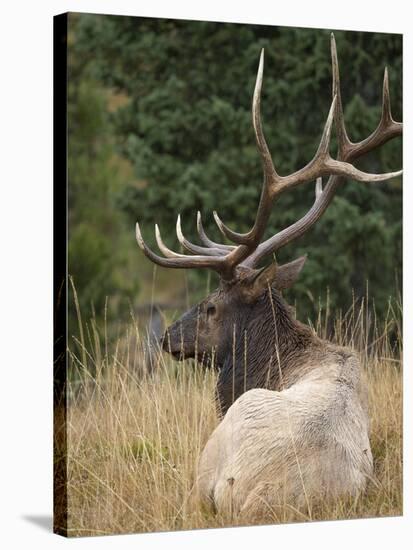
206;304;216;318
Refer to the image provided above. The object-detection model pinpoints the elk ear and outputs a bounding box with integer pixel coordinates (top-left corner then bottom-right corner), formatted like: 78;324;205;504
245;255;307;299
243;261;279;301
247;262;278;289
273;255;307;290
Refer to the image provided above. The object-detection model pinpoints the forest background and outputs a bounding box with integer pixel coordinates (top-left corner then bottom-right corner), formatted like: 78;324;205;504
67;13;402;350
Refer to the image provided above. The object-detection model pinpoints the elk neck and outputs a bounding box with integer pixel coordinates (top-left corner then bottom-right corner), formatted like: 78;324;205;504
216;286;319;413
244;288;315;373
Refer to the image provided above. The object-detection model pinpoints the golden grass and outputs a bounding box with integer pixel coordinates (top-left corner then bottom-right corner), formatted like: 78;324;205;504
61;295;402;536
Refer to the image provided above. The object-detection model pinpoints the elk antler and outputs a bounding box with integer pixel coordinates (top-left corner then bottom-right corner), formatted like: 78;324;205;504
136;35;402;280
241;34;403;268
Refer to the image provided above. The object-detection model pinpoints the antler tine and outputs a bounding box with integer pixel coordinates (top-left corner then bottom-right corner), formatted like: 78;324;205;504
196;211;235;251
347;66;402;162
382;67;392;125
210;48;278;247
136;222;231;275
213;210;233;239
156;221;229;261
176;214;228;256
325;159;401;183
311;94;336;158
270;94;401;189
330;33;402;164
155;224;183;258
253;49;278;180
330;33;351;158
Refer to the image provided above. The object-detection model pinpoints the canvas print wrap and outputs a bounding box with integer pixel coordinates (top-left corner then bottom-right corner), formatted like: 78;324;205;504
53;12;403;537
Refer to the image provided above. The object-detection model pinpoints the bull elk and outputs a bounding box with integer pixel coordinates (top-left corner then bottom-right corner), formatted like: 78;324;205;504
135;34;402;516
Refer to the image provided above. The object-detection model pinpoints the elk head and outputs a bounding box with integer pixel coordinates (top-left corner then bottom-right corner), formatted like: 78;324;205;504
135;34;402;369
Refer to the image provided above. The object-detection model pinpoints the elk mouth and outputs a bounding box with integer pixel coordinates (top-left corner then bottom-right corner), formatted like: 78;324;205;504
161;342;188;361
162;341;216;367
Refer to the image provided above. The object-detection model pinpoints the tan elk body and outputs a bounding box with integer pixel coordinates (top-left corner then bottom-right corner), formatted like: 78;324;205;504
197;330;372;516
135;35;402;517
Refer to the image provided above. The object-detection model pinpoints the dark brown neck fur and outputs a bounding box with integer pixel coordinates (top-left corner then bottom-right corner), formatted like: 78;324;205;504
216;287;320;415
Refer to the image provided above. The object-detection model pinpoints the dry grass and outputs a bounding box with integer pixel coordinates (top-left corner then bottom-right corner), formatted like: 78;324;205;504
61;293;402;537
